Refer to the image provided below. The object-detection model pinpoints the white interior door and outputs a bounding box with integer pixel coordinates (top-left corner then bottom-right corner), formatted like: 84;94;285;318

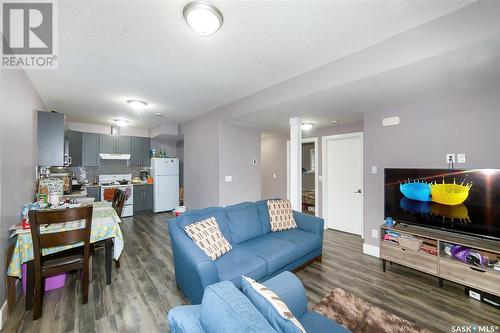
325;134;363;235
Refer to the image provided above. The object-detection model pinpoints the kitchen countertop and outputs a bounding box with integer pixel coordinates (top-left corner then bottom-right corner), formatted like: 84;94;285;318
132;182;152;186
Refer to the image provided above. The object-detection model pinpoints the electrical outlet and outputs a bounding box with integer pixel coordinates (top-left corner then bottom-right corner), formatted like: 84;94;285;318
457;153;466;163
372;229;378;239
272;173;277;179
251;159;257;166
446;153;456;164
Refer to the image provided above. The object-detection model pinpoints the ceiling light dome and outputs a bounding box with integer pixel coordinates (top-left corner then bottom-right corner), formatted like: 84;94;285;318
127;99;148;111
301;123;314;131
114;119;130;127
183;1;223;36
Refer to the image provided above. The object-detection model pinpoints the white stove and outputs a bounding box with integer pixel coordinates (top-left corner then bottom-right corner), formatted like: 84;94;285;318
99;174;133;217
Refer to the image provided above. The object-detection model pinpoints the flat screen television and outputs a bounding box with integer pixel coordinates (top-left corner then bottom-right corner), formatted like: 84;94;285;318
384;168;500;240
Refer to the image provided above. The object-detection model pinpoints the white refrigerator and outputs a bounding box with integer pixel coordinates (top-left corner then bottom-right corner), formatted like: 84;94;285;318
151;158;179;213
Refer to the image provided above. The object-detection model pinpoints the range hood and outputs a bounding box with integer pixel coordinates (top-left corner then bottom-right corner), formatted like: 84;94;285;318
99;153;131;160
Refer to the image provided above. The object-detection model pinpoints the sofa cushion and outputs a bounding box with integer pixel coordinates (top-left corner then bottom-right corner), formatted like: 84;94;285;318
241;276;306;333
239;235;300;274
184;217;232;261
299;312;351;333
256;200;272;234
167;305;205;333
225;202;263;244
268;229;321;257
267;200;297;232
200;281;276;333
177;207;233;243
214;247;266;288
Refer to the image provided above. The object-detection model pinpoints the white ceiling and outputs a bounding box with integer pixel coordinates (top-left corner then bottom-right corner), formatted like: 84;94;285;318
234;35;500;131
25;0;473;129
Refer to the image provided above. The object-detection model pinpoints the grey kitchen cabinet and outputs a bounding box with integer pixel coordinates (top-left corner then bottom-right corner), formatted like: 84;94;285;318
99;134;131;154
82;132;100;166
133;184;153;213
86;186;101;201
99;134;115;154
38;111;65;166
131;137;151;167
116;136;131;154
67;130;82;166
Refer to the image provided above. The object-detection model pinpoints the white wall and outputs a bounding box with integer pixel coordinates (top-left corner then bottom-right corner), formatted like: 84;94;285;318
0;70;46;304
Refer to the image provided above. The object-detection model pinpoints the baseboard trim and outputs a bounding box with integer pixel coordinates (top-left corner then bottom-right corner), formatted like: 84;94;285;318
0;299;8;330
363;243;380;258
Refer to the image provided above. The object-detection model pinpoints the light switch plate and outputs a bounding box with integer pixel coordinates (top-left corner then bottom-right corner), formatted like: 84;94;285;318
371;166;378;175
372;229;378;239
457;153;466;163
224;176;232;182
272;173;277;179
446;153;456;164
251;159;257;166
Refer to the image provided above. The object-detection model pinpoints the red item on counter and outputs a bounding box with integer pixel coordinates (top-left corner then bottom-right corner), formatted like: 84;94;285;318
22;218;30;230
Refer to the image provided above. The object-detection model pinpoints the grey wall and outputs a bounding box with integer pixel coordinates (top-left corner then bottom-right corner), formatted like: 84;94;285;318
0;70;45;304
219;122;261;206
363;89;500;247
261;134;288;200
182;114;221;209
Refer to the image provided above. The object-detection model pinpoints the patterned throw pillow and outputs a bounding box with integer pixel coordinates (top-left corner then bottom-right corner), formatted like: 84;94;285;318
242;276;306;333
267;199;297;232
184;217;232;260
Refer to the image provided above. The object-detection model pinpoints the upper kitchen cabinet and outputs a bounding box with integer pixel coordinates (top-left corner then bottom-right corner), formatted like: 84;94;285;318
131;137;150;167
99;134;115;154
82;133;100;166
38;111;65;166
116;135;131;154
66;130;82;166
99;134;131;154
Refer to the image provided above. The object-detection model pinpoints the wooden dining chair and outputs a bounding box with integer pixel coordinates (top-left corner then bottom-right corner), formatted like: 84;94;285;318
112;189;126;217
28;205;93;320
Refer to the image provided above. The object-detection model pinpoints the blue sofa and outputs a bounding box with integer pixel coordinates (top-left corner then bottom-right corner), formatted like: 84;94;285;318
168;271;350;333
168;200;324;304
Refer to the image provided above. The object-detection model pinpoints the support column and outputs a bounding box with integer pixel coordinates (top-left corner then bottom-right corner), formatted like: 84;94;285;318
289;117;302;211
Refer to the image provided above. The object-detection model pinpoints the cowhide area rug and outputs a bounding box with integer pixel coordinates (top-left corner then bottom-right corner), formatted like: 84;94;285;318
313;288;433;333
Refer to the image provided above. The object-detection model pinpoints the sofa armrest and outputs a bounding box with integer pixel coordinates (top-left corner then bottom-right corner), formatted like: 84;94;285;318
168;305;205;333
262;271;308;318
168;219;219;304
293;211;324;235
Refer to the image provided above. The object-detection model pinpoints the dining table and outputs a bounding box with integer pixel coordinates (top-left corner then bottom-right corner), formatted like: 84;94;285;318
6;201;124;312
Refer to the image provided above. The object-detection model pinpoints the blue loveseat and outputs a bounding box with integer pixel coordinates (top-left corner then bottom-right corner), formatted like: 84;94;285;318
168;200;324;304
168;271;350;333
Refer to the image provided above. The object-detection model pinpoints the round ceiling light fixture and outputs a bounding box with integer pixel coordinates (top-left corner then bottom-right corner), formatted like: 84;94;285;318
126;99;148;111
331;120;339;125
183;1;224;37
153;112;164;117
301;123;314;131
113;119;130;127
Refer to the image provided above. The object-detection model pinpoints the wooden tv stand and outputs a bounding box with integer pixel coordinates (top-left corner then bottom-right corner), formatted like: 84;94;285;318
380;223;500;297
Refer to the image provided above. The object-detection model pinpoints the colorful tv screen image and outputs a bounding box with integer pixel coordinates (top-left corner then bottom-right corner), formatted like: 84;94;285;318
384;169;500;240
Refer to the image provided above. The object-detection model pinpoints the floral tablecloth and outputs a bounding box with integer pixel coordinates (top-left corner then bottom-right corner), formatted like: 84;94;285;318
7;202;124;278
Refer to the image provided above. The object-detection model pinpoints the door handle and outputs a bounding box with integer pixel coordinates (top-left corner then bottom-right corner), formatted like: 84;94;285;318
354;189;362;194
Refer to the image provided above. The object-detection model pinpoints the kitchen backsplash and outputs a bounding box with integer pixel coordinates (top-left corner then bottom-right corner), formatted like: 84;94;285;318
71;159;147;183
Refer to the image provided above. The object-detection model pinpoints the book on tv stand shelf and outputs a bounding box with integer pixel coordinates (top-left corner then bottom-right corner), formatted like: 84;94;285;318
379;222;500;298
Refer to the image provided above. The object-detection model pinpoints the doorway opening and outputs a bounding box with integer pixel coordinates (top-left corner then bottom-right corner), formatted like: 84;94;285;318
286;137;319;217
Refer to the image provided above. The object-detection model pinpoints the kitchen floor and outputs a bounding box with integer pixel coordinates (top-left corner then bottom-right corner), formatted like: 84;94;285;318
4;213;499;332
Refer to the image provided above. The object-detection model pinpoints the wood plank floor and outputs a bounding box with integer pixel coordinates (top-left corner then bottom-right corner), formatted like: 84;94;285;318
4;212;499;333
